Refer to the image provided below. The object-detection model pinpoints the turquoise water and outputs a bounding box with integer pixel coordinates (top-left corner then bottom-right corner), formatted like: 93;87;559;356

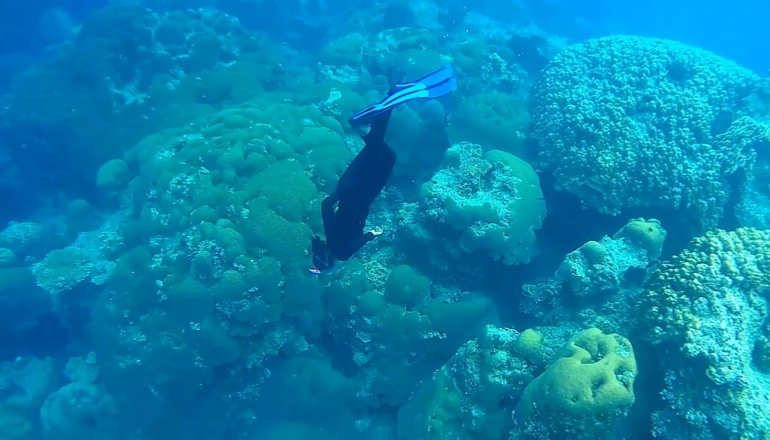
0;1;768;439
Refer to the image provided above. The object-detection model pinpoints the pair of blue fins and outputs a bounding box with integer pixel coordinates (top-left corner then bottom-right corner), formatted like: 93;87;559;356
349;64;458;126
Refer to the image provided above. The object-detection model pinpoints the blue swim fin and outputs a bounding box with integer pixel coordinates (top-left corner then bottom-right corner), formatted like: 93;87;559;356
350;64;458;126
395;64;455;89
424;77;458;98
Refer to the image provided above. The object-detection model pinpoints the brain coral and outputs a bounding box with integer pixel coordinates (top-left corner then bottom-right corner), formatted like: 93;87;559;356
514;328;637;440
531;35;761;228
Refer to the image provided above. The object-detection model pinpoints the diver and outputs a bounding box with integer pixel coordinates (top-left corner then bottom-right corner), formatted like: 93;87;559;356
310;64;458;274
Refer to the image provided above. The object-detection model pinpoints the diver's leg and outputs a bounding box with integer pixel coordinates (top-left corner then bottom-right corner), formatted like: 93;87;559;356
321;193;339;237
362;108;393;145
349;231;377;258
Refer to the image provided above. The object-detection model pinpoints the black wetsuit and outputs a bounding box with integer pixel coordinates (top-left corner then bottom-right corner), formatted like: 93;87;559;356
321;109;395;261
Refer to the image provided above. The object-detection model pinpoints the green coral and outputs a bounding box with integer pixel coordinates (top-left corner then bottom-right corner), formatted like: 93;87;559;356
66;199;102;233
320;33;367;66
303;129;351;192
385;265;431;307
189;205;219;225
448;92;529;156
356;290;387;317
515;328;545;365
238;201;313;273
324;261;368;316
214;270;248;302
290;126;344;155
243;159;318;222
613;218;667;260
96;159;132;203
515;328;637;439
419;143;546;265
213;222;246;262
642;228;770;351
397;325;535;440
578;240;608;263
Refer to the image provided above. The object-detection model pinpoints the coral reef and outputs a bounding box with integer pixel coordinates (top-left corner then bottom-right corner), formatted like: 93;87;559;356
400;142;546;271
531;35;762;228
0;4;284;203
513;328;637;440
641;228;770;439
397;325;536;439
3;1;770;439
521;218;666;334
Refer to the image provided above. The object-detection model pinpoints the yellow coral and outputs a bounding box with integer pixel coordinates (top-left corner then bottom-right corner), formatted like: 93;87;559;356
578;240;607;263
612;217;666;259
515;328;544;365
515;328;637;439
641;227;770;343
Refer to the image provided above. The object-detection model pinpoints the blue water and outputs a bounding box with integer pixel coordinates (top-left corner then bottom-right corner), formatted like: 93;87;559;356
0;0;768;439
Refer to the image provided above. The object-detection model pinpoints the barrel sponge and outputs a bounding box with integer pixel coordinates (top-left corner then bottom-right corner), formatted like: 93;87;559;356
515;328;637;438
531;35;760;227
612;217;667;260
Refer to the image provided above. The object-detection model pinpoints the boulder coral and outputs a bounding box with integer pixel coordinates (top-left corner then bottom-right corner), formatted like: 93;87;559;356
531;35;762;228
407;142;546;268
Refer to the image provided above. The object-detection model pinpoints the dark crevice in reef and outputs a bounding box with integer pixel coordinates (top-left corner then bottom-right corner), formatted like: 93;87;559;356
0;312;72;362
